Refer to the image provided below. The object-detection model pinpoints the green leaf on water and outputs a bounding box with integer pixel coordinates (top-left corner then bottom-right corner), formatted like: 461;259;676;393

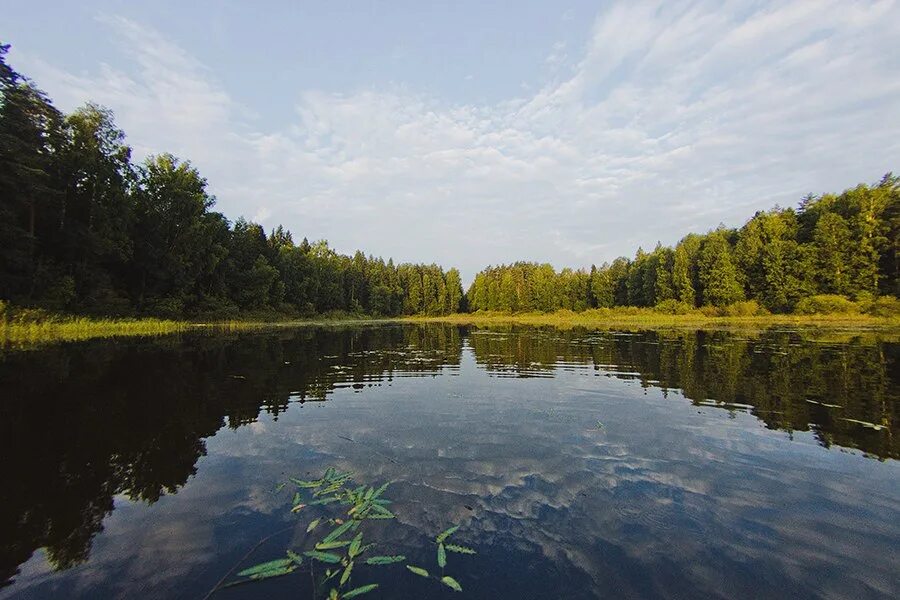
435;525;459;543
441;575;463;592
290;477;323;488
367;504;395;519
445;544;476;554
437;543;447;568
311;497;340;506
340;560;354;586
342;583;378;598
322;520;354;543
316;540;350;550
365;555;406;565
275;482;286;492
371;481;390;499
307;518;321;532
348;533;363;558
292;492;302;506
304;550;342;564
287;550;304;566
250;566;296;580
406;565;429;578
237;558;294;577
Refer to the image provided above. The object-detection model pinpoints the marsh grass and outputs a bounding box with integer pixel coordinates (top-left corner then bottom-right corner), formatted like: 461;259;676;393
0;301;406;348
0;309;188;348
407;308;900;332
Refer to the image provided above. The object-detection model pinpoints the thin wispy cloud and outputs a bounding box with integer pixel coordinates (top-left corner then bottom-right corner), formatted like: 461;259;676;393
12;1;900;280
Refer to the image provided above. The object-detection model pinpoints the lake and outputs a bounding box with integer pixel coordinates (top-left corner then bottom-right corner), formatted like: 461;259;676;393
1;324;898;599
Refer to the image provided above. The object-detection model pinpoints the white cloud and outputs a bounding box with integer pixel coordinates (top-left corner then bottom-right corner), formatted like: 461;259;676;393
12;1;900;281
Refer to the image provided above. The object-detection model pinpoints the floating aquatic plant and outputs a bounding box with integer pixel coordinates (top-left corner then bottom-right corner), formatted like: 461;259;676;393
208;467;476;598
404;524;476;592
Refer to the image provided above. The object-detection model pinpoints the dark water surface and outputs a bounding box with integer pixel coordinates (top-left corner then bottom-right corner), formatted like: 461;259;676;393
1;324;898;599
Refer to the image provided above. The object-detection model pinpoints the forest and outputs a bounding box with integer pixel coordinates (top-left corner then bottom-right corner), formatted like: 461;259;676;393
0;45;462;318
468;182;899;315
1;43;898;320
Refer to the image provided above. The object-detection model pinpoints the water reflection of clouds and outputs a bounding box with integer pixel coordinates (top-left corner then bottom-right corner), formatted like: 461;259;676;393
3;326;898;599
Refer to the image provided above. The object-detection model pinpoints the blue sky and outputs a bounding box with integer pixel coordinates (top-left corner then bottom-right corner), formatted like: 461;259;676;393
3;1;899;281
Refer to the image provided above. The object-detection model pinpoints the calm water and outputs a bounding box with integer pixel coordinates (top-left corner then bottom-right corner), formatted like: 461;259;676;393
1;324;898;599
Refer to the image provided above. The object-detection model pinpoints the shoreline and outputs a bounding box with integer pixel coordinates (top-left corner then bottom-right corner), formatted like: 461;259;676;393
3;309;899;349
403;310;900;332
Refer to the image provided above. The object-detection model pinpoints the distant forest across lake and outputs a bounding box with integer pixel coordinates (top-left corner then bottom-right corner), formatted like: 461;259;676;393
1;43;898;320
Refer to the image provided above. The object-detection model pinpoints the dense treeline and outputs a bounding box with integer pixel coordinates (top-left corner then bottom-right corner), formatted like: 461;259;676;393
0;45;462;318
3;43;899;320
468;177;899;314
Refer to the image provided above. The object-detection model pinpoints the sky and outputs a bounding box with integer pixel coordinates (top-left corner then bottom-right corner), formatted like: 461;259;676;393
3;0;900;282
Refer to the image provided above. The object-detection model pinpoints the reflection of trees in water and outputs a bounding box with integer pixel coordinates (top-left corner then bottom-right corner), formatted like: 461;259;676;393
0;324;459;587
466;326;898;460
0;324;894;587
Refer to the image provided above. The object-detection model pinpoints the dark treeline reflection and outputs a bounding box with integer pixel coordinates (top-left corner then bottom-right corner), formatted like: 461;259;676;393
468;327;898;460
0;324;460;587
0;324;896;587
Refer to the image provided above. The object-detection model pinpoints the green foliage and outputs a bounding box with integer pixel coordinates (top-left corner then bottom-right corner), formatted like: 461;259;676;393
653;299;696;315
862;295;900;317
697;230;745;306
794;295;861;315
720;300;768;317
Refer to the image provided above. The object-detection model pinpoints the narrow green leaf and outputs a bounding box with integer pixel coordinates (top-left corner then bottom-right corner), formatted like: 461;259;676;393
406;565;429;578
237;558;293;577
251;566;296;580
365;555;406;565
275;482;286;492
328;588;339;600
311;497;340;505
371;481;390;499
324;467;336;480
315;482;343;497
342;583;379;598
340;560;354;586
307;518;321;533
287;550;304;566
316;540;350;550
348;533;363;558
304;550;342;564
290;477;323;488
445;544;476;555
292;492;302;506
322;520;354;543
441;575;463;592
436;525;459;543
437;543;447;568
367;504;395;519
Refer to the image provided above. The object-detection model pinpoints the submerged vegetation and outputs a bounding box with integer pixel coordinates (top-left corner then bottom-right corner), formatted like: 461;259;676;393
207;468;475;598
